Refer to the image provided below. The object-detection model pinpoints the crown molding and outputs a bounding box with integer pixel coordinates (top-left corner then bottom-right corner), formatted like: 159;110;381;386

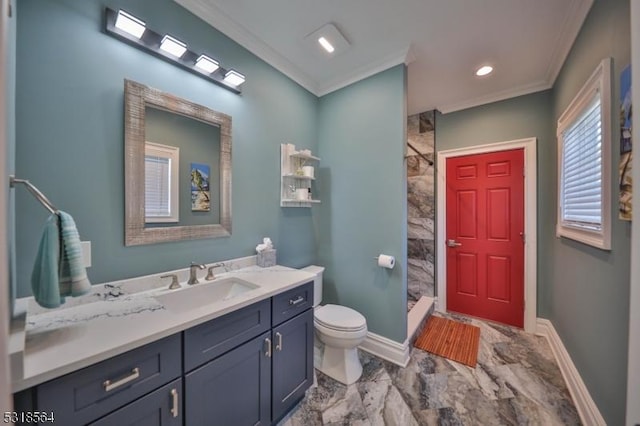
175;0;592;108
175;0;415;97
440;0;593;114
544;0;594;85
316;46;413;96
437;79;552;114
174;0;319;94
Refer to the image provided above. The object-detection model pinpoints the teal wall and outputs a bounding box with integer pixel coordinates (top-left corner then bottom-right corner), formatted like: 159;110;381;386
437;0;631;422
317;65;408;343
549;0;630;423
14;0;319;295
437;90;555;316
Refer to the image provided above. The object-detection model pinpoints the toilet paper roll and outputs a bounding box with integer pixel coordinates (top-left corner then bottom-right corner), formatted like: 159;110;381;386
378;254;395;269
302;166;314;178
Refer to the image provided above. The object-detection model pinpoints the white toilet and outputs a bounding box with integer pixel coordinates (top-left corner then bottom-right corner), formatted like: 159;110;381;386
302;265;368;385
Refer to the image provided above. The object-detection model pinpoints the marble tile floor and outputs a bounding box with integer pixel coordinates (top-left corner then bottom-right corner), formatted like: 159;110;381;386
279;313;581;426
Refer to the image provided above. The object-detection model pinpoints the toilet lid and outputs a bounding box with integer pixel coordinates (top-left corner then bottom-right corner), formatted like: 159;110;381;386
315;304;366;331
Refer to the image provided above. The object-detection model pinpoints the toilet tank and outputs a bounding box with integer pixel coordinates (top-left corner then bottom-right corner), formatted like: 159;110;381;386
301;265;324;307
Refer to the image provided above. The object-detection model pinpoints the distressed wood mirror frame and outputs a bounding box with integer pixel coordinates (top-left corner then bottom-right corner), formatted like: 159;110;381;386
124;79;232;246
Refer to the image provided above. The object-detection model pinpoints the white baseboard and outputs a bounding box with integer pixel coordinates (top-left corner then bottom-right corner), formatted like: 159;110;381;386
535;319;605;426
359;331;410;367
359;299;434;368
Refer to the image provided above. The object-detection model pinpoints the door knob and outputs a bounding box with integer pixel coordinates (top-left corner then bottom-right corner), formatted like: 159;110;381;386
447;239;462;247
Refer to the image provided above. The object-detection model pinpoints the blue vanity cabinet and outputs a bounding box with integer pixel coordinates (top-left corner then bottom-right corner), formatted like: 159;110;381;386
185;331;272;425
271;308;314;422
183;304;314;425
183;281;314;426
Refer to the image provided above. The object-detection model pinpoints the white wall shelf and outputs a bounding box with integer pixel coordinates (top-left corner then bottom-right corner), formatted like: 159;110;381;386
280;143;320;208
282;174;315;181
290;152;321;161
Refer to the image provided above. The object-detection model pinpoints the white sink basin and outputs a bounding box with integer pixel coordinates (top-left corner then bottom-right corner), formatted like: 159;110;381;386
155;277;260;312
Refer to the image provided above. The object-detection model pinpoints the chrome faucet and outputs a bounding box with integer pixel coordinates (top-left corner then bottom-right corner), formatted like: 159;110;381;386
188;262;206;285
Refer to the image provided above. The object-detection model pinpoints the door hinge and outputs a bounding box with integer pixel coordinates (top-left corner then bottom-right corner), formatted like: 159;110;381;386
522;167;525;177
519;232;525;243
8;0;12;18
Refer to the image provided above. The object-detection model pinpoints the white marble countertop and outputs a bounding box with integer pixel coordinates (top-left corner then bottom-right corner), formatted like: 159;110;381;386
11;261;315;392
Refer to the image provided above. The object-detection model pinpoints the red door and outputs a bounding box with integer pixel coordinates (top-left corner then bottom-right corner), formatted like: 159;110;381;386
446;149;525;327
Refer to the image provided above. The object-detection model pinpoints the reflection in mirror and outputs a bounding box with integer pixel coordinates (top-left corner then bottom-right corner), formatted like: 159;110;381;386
144;141;180;223
144;107;221;227
124;79;232;246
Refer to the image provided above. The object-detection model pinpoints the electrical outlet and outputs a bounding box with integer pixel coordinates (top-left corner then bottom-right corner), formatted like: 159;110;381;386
81;241;91;268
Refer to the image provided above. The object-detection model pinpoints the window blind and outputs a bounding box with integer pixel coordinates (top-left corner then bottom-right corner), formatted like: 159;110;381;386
561;93;602;229
145;155;172;217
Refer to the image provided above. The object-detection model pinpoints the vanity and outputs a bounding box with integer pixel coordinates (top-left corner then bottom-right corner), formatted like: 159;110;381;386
12;263;315;426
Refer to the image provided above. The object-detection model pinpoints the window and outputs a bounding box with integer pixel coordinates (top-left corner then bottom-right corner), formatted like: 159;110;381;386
557;58;611;250
145;142;179;223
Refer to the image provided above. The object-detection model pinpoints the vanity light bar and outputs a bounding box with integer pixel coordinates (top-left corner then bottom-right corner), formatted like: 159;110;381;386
159;35;187;58
223;70;246;86
104;8;244;94
115;10;146;39
195;55;220;74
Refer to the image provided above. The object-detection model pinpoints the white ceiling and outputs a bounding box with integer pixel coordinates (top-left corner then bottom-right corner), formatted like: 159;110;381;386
175;0;593;115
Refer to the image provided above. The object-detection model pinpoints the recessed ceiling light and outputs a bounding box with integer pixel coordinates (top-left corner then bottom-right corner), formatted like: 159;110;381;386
160;35;187;58
318;37;335;53
475;65;493;76
115;10;146;39
195;55;219;74
224;70;245;86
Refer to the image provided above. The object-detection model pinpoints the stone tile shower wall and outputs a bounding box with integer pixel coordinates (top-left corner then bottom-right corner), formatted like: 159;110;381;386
407;111;435;311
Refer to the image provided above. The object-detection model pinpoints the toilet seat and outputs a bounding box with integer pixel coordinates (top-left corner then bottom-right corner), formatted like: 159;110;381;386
314;304;366;332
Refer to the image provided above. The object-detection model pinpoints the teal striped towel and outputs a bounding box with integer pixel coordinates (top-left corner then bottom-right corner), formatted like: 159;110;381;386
31;211;91;308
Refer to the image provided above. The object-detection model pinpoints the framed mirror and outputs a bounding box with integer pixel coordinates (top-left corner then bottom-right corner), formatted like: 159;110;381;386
124;79;232;246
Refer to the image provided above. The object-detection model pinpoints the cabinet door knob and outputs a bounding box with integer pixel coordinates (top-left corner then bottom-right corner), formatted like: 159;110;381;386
170;388;179;418
275;332;283;351
264;338;272;358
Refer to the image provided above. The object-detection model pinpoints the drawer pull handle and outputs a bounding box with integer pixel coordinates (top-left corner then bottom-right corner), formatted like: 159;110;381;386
103;367;140;392
275;332;283;351
265;338;272;358
289;296;304;305
170;388;179;418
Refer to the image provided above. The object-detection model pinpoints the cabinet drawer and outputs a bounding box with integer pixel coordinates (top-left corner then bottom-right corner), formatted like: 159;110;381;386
90;378;183;426
184;299;271;372
37;334;181;426
271;282;313;326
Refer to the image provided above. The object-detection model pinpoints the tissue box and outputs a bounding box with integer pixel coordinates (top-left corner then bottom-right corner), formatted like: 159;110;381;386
257;249;276;267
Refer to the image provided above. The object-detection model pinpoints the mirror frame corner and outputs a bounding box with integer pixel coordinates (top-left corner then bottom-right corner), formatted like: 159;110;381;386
124;79;232;246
